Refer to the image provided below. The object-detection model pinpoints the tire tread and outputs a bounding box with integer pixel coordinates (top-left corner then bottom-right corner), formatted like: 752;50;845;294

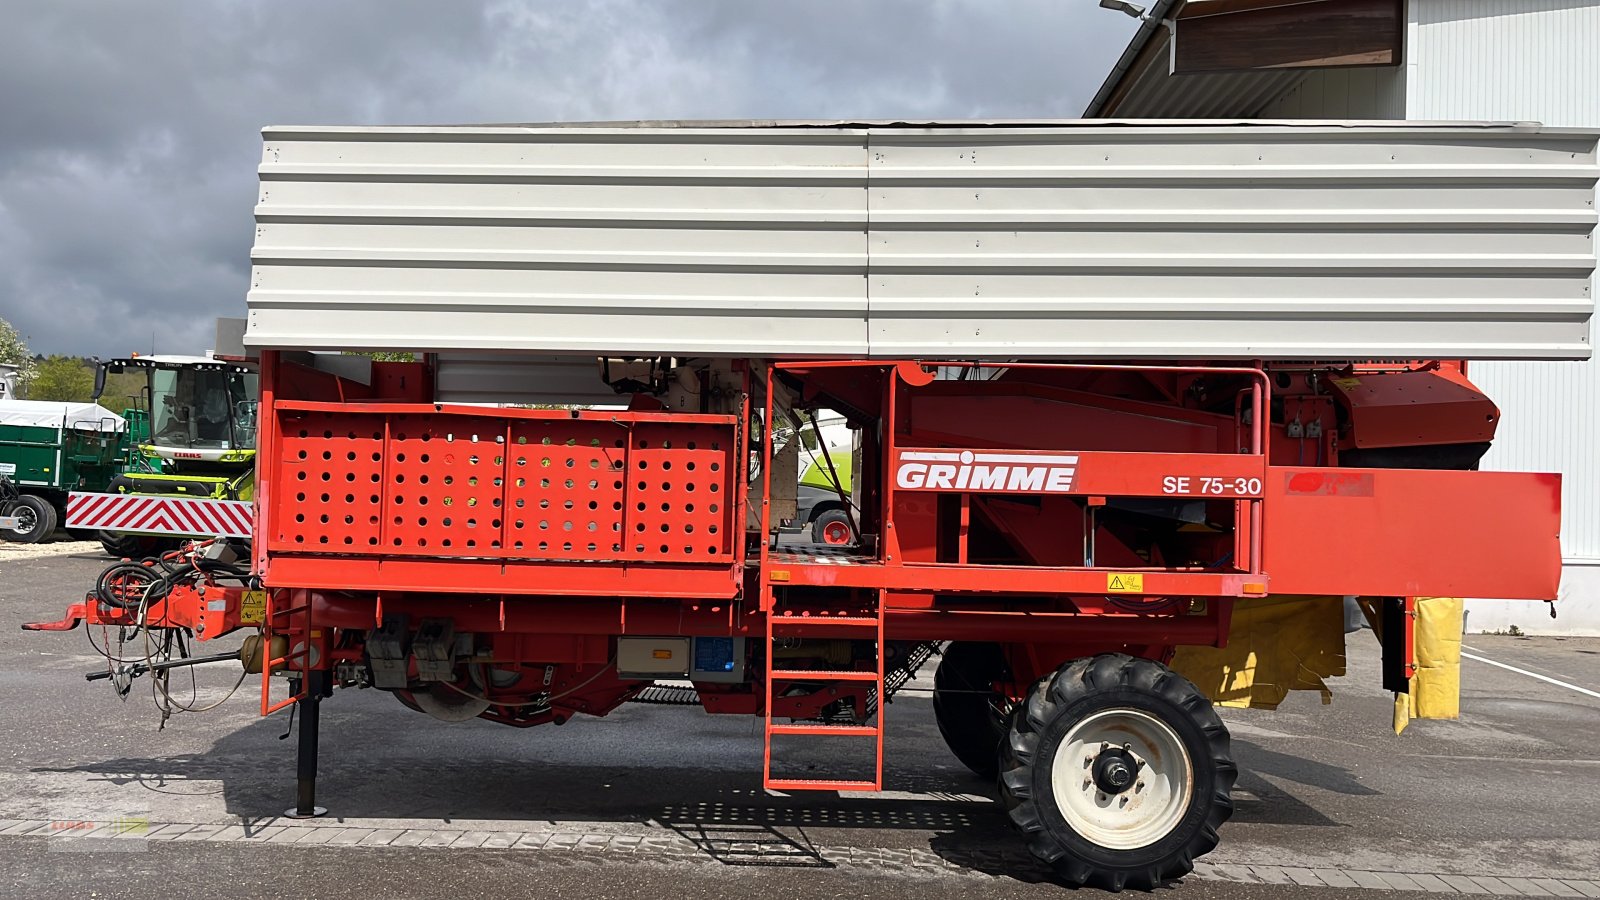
998;653;1236;892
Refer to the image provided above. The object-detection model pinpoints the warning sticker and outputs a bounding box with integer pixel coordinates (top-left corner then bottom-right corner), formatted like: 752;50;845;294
239;590;266;625
1330;377;1362;390
1107;573;1144;593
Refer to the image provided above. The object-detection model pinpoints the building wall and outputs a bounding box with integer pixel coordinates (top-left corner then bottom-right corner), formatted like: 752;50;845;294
1089;0;1598;631
1403;0;1600;633
1258;66;1407;118
1404;0;1600;124
1207;0;1599;632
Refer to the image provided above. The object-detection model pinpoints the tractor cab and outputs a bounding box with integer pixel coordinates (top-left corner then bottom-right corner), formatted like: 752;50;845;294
98;355;258;474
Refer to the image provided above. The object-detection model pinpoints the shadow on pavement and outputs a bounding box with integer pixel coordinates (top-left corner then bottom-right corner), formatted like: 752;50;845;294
36;704;1019;872
30;678;1370;877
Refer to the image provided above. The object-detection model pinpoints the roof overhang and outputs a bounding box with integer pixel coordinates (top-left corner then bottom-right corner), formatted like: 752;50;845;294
1085;0;1404;117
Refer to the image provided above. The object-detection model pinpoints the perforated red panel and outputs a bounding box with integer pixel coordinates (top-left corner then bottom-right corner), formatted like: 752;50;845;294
505;421;626;559
269;404;738;566
386;413;508;557
275;411;385;551
627;422;734;562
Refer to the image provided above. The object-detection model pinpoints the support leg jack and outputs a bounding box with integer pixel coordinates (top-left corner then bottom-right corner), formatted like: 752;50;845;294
285;671;328;819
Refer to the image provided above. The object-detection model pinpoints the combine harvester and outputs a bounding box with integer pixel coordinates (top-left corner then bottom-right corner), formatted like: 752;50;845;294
28;121;1595;890
79;353;258;557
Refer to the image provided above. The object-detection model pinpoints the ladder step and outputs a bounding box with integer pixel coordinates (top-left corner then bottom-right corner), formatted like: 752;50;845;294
769;669;881;682
771;615;880;630
768;722;881;736
766;778;881;792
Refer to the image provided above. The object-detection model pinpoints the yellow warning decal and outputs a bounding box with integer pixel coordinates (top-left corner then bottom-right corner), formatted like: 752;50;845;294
239;590;266;625
1107;573;1144;593
1330;377;1361;390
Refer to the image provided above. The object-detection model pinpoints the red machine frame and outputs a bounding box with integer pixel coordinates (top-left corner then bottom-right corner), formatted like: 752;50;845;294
30;351;1564;798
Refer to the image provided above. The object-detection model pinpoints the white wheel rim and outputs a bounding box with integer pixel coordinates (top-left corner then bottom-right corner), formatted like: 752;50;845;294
1049;708;1194;850
13;506;37;533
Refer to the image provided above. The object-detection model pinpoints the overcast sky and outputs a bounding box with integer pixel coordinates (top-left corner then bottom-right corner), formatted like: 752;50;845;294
0;0;1135;358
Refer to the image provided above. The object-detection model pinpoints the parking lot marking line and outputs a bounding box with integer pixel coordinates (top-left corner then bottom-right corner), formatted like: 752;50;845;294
1418;755;1600;766
1461;645;1598;685
1462;649;1600;700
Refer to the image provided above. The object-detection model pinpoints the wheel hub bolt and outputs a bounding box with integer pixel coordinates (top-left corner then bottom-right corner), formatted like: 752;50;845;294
1091;748;1140;795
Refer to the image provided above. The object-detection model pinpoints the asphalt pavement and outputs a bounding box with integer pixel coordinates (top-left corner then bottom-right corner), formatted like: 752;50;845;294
1;548;1598;899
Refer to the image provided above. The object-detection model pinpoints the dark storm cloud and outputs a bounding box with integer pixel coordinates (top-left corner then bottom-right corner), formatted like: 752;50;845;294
0;0;1134;357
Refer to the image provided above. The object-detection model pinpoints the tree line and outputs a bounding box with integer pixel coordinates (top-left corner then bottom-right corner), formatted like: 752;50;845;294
0;316;145;406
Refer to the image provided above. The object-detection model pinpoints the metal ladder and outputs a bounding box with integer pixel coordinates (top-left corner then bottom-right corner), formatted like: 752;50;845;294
762;590;885;792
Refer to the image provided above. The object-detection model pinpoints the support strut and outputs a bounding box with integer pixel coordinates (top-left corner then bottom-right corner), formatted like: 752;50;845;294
286;670;328;819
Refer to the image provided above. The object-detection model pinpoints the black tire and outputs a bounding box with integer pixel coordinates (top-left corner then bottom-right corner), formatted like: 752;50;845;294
933;642;1013;779
98;531;167;560
810;508;854;545
999;653;1235;892
4;495;58;543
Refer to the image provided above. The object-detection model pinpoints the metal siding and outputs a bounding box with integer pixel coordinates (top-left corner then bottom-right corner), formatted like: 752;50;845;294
433;353;625;407
249;128;872;356
1407;0;1600;128
1258;66;1408;119
1471;359;1600;559
864;124;1594;358
1405;0;1600;561
246;122;1598;360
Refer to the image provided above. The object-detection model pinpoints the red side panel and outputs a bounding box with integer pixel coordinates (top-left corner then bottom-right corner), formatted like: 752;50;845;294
1265;467;1562;600
262;399;743;598
1329;368;1500;448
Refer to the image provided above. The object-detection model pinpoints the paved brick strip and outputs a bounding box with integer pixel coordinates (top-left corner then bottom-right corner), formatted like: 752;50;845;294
3;818;1597;895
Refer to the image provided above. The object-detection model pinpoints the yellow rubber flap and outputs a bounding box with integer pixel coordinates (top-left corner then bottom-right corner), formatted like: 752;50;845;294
1394;597;1463;733
1169;595;1346;710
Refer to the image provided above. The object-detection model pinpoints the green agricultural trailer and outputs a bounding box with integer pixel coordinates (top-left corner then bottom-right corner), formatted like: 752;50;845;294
0;399;126;543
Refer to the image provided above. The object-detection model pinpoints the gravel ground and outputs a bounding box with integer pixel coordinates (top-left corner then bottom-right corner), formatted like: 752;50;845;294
0;537;103;562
